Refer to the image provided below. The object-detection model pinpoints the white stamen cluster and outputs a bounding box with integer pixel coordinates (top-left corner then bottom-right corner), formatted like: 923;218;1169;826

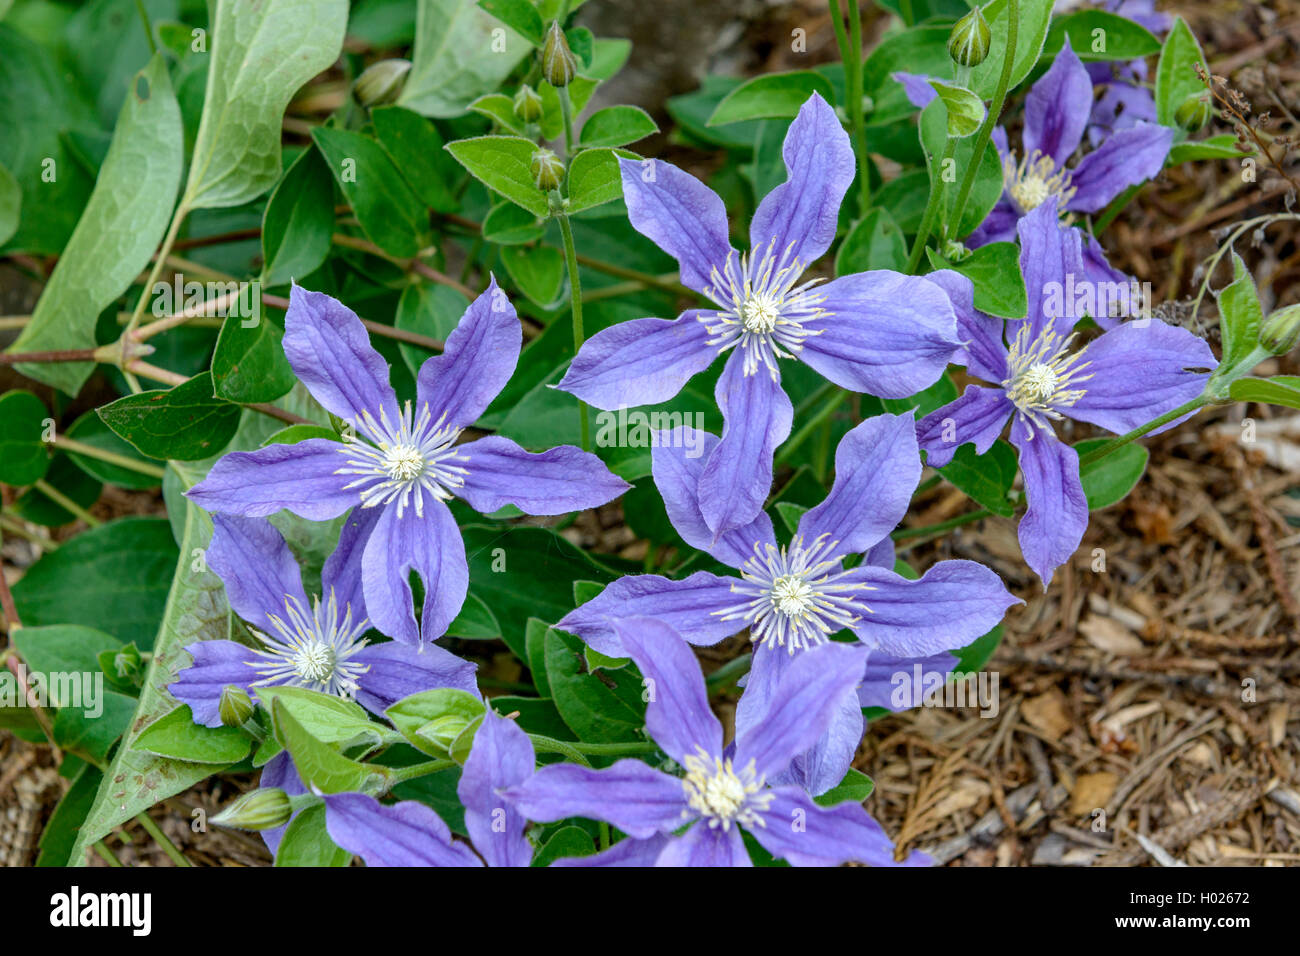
701;240;828;379
247;590;370;699
681;747;772;830
1001;322;1093;438
1004;149;1077;213
335;400;468;519
716;533;871;653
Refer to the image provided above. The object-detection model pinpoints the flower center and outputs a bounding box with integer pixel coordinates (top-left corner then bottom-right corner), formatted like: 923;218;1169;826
247;591;371;699
701;240;828;379
335;401;468;519
1002;322;1093;437
1004;150;1077;213
716;533;872;653
681;747;772;830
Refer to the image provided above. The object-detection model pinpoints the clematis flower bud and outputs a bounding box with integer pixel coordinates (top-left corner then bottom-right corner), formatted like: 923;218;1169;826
531;148;565;191
514;84;544;122
1174;92;1212;132
1260;303;1300;355
948;8;991;68
541;21;577;88
354;58;411;107
212;788;292;831
218;685;255;727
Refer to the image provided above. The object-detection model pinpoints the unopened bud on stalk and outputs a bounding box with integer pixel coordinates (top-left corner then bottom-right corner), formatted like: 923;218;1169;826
218;685;255;727
541;21;577;88
948;8;991;68
1174;92;1212;132
211;788;292;831
531;148;565;191
513;84;544;122
1260;303;1300;355
354;58;411;107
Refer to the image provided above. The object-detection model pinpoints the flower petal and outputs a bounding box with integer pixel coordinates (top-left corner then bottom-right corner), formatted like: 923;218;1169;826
845;559;1020;656
455;435;629;516
550;834;670;867
925;268;1009;382
965;196;1020;247
282;284;399;424
749;92;854;266
361;499;467;646
697;351;792;536
323;793;482;867
655;823;750;867
1068;319;1216;435
652;426;777;568
458;708;534;868
1017;199;1085;341
752;788;927;867
503;760;688;839
770;688;864;797
1079;232;1138;331
915;385;1014;468
321;506;382;623
416;277;521;429
892;71;939;109
168;640;257;728
186;439;359;521
556;572;742;658
799;271;960;398
1010;417;1088;587
206;515;307;634
1067;121;1173;213
618;156;735;294
1023;38;1091;166
556;310;716;410
352;640;478;716
617;618;723;764
858;649;958;710
797;413;921;559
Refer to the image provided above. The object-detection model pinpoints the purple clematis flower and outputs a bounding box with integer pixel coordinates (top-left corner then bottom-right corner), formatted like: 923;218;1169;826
1085;59;1157;149
505;618;928;867
186;281;629;646
915;200;1217;586
169;514;479;728
556;413;1017;793
555;93;962;537
319;707;534;867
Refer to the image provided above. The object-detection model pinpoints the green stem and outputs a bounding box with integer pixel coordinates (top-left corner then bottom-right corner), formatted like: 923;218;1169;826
134;0;157;54
907;137;958;273
33;479;101;527
948;0;1019;238
92;841;123;867
123;203;188;342
560;89;577;158
893;508;991;541
1077;396;1208;468
776;382;847;465
134;812;189;867
705;653;753;689
52;435;167;479
1091;183;1141;234
846;0;870;215
528;734;592;767
387;758;456;786
557;214;590;451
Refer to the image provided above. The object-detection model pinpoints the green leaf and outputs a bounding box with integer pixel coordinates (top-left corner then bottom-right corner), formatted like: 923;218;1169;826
1167;134;1247;164
63;409;162;490
835;208;907;275
927;241;1027;318
918;98;1003;240
446;135;549;217
544;626;646;743
532;825;596;866
256;685;387;748
259;424;339;447
11;518;178;649
929;80;986;138
36;764;102;867
937;441;1018;517
11;623;121;677
272;698;391;794
10;456;101;527
971;0;1055;100
98;373;241;461
881;372;959;418
212;313;296;405
775;501;809;536
372;105;461;213
501;244;565;306
1155;17;1208;129
395;283;469;377
482;202;545;245
1215;252;1264;370
260;145;335;288
1075;438;1149;510
1228;375;1300;409
399;0;530;118
133;705;252;764
1041;10;1160;63
469;93;527;134
275;804;351;866
476;0;544;46
312;126;430;258
953;624;1004;674
0;159;18;247
707;71;835;125
579;105;658;149
813;768;874;807
5;54;182;395
182;0;347;209
386;688;485;757
566;147;632;214
0;389;50;485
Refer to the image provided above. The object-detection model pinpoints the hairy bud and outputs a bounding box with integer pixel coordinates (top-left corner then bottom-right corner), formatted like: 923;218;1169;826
218;685;255;728
1260;303;1300;355
211;788;292;831
541;21;577;88
513;84;544;123
1174;92;1212;132
354;58;411;107
531;148;565;191
948;8;991;68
